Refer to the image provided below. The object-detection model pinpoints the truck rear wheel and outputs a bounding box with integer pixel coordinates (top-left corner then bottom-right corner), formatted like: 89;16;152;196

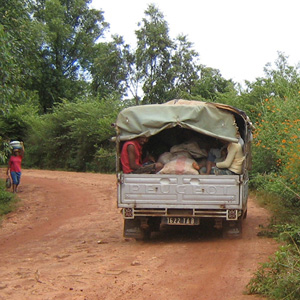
138;228;151;241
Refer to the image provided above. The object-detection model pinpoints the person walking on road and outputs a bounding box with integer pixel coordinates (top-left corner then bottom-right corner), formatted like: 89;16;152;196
6;142;25;193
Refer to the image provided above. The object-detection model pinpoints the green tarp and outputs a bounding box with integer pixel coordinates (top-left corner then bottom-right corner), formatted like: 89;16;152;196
115;100;245;143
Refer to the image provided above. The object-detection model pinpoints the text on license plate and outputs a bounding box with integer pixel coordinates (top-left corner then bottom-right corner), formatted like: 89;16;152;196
164;217;200;225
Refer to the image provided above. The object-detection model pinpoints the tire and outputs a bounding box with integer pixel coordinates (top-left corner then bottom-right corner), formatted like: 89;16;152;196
140;228;151;241
148;217;161;232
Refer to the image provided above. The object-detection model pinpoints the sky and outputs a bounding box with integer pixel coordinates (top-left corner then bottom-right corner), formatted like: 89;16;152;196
91;0;300;85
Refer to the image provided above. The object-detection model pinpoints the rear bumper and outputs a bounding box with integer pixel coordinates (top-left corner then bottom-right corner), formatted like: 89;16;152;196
122;207;242;221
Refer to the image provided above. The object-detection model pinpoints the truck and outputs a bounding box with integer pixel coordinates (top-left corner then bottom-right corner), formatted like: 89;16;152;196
114;99;254;239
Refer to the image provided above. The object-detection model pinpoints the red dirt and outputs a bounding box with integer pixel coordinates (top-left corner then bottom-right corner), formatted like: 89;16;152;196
0;169;278;300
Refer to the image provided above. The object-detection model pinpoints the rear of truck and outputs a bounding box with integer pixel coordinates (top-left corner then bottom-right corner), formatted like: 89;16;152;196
115;100;253;239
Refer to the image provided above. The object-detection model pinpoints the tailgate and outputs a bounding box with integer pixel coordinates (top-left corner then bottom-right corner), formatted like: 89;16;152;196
118;174;241;209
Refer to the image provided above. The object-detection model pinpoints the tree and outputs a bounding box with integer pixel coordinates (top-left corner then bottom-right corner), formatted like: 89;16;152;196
0;0;39;107
124;44;143;105
171;34;200;95
131;4;222;104
0;0;41;162
135;4;175;104
90;35;128;98
239;52;300;124
263;52;300;99
31;0;109;111
191;66;234;101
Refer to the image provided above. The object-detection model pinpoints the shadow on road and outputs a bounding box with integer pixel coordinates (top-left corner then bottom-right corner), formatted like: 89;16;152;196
144;219;223;243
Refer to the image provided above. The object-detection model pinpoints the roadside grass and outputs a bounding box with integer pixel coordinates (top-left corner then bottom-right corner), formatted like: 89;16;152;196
247;191;300;300
252;190;300;225
247;239;300;300
0;179;19;219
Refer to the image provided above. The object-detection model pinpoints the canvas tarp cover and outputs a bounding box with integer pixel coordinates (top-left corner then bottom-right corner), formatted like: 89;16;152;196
115;100;240;143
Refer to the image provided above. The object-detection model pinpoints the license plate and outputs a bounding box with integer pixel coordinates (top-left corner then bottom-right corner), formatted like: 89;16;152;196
163;217;200;225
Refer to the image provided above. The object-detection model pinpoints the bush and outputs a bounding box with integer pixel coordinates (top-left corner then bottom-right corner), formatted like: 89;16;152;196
0;102;39;164
90;146;116;173
246;80;300;299
0;102;40;141
0;180;18;217
25;97;122;172
251;96;300;216
247;232;300;300
0;138;12;164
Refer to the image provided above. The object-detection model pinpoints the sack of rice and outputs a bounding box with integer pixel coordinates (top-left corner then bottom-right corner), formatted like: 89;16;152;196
157;152;174;164
159;157;199;175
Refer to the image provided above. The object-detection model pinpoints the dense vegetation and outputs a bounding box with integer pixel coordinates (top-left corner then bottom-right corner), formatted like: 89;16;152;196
1;1;299;298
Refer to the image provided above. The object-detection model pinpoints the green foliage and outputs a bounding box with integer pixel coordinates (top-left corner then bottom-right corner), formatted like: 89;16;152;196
0;102;39;164
253;190;300;231
31;0;109;112
192;67;235;101
92;147;116;173
247;241;300;300
25;97;121;172
263;52;300;99
130;4;230;104
90;36;129;98
0;102;39;140
171;34;200;95
276;224;300;246
0;139;12;164
135;4;175;104
251;96;300;210
239;52;300;124
0;0;40;107
246;54;300;300
0;24;20;106
0;180;18;217
1;1;233;109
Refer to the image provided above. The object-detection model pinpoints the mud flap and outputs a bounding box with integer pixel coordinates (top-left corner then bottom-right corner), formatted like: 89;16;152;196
124;218;152;240
123;219;144;239
222;219;242;239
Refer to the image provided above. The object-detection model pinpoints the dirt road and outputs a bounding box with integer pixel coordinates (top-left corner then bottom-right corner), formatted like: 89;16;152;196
0;169;278;300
